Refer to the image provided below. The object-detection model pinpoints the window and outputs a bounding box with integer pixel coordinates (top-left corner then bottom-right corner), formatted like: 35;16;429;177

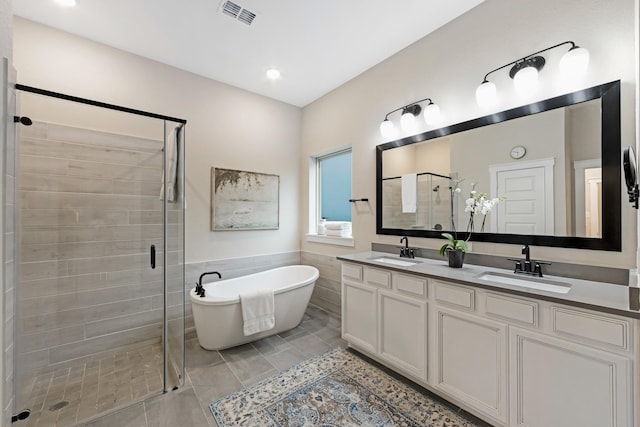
308;147;353;245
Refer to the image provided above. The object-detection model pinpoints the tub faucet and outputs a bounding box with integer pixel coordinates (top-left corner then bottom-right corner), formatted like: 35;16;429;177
195;271;222;297
399;237;415;259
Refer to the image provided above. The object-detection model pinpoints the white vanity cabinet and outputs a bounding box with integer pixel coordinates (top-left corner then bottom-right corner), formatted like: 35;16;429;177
509;326;631;427
378;286;427;381
340;261;638;427
341;263;428;382
341;263;378;354
432;301;508;423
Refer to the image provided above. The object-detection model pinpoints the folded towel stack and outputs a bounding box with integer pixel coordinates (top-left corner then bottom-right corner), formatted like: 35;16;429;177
324;221;352;237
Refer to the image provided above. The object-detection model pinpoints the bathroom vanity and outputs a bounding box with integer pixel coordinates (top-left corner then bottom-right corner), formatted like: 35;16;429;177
338;252;639;427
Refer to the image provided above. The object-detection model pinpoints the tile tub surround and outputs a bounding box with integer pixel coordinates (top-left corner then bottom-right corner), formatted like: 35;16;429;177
186;251;343;324
16;122;178;406
340;251;640;318
184;251;302;333
301;251;341;316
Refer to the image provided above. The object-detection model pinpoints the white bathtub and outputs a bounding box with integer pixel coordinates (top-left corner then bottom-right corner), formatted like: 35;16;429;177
190;265;319;350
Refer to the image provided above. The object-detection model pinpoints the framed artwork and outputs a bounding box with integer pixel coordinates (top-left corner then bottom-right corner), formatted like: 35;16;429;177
211;167;280;231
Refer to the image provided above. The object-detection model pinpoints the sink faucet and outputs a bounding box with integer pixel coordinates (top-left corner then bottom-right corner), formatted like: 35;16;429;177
522;245;532;273
508;245;550;277
399;237;415;259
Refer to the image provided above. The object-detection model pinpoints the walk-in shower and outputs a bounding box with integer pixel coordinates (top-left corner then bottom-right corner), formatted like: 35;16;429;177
381;172;455;231
10;85;186;426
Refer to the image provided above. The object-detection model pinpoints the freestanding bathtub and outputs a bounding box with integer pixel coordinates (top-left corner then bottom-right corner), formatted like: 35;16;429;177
190;265;319;350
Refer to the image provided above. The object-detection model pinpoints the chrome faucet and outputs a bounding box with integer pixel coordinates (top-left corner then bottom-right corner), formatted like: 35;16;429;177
508;245;550;277
399;237;415;259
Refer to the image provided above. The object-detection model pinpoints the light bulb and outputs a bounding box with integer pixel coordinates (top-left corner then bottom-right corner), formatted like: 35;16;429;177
400;111;419;133
423;103;442;126
475;81;497;107
513;66;539;95
559;47;590;76
379;119;397;139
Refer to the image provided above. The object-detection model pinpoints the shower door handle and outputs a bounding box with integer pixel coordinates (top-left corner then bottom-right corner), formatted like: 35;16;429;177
150;245;156;269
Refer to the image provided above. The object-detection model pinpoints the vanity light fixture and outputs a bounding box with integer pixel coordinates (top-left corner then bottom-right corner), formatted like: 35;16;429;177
475;41;590;107
379;97;442;138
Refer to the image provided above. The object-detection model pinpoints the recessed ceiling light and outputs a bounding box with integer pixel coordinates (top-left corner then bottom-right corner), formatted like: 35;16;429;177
54;0;77;7
266;68;281;80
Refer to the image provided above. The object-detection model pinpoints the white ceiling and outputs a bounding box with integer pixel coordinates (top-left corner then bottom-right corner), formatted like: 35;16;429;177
13;0;484;107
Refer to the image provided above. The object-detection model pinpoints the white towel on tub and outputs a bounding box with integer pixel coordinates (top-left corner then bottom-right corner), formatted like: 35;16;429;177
240;289;275;336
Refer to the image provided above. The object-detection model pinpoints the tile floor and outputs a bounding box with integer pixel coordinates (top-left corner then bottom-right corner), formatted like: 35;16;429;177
24;304;487;427
19;342;165;427
72;304;345;427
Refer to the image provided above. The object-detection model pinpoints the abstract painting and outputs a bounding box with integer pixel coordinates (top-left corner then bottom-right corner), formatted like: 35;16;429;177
211;167;279;231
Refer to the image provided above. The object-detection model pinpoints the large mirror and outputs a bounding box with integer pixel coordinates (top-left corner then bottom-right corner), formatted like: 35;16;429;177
376;80;621;251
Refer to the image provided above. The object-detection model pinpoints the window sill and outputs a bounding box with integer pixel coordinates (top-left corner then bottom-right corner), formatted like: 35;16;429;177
306;234;355;247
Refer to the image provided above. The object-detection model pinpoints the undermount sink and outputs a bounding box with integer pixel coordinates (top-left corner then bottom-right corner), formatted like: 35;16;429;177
368;256;422;267
476;272;571;294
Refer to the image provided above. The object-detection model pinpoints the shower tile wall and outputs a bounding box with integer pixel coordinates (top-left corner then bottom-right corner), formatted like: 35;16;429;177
16;122;166;404
382;177;454;231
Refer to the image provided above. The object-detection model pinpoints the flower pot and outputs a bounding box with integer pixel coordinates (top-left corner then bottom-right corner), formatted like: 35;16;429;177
447;249;465;268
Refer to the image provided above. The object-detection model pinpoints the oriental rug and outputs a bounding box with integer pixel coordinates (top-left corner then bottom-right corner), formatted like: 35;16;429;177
210;348;480;427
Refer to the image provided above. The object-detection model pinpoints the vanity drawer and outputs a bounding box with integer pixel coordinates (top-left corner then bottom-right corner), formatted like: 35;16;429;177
364;267;391;289
433;281;475;310
342;263;363;282
394;273;427;298
551;306;630;351
485;293;538;327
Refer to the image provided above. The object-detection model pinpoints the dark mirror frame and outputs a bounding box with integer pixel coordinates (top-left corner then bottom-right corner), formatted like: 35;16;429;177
376;80;621;251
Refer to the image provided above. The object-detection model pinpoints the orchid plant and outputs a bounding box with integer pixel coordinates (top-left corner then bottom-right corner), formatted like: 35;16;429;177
465;183;506;233
440;181;505;255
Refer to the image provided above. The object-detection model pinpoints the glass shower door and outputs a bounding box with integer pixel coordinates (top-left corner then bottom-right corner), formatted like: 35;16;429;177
163;121;185;391
14;90;185;425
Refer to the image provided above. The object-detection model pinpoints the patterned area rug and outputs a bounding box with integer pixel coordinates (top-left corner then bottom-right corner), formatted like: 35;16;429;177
210;348;480;426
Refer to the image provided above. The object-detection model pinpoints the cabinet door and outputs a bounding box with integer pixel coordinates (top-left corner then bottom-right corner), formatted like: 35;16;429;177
433;306;507;424
342;280;377;354
378;290;427;381
509;327;631;427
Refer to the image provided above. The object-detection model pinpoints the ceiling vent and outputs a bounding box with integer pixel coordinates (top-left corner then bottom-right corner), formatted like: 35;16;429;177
220;1;256;26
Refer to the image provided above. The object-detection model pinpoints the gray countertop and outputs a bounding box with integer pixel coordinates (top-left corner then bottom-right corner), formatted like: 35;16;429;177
337;251;640;319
